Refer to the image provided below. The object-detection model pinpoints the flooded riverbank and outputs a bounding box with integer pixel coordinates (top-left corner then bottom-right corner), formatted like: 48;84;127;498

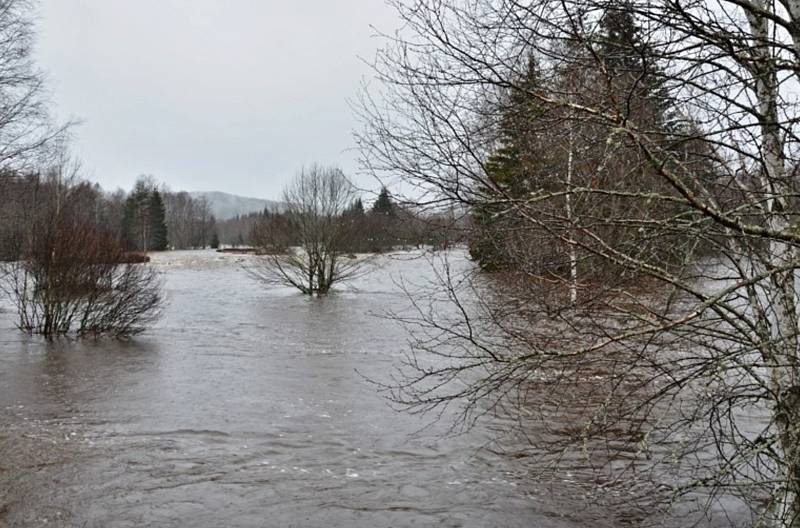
0;250;753;527
0;250;566;527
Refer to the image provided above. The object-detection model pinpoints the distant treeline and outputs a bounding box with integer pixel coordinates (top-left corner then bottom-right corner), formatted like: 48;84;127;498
0;173;221;260
240;187;466;253
1;171;464;261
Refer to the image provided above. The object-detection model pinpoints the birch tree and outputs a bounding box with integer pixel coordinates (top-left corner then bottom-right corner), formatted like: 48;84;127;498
358;0;800;525
0;0;70;260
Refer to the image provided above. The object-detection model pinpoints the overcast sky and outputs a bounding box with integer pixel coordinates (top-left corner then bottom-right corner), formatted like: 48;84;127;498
34;1;398;200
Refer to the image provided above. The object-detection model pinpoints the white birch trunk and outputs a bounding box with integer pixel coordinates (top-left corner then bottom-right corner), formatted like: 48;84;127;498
747;5;800;526
566;121;578;306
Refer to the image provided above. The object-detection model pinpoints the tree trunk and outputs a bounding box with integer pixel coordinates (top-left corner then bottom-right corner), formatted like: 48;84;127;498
749;7;800;525
566;119;578;306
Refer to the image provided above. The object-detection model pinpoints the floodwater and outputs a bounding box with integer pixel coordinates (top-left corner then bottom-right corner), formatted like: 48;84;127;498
0;250;573;528
0;250;750;527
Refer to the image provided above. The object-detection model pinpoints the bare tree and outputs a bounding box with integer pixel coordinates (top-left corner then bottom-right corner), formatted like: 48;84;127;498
0;0;71;260
249;207;292;253
1;172;162;338
358;0;800;526
250;165;366;295
0;0;68;170
162;190;218;249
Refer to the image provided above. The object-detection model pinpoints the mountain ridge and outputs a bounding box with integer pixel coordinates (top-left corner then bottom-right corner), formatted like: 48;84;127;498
189;191;281;220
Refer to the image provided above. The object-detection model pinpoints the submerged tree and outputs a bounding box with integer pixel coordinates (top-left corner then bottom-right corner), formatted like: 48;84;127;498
1;172;163;338
250;165;366;295
358;0;800;525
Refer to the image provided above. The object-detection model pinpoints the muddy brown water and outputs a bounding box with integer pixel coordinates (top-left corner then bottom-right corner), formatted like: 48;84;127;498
0;250;747;527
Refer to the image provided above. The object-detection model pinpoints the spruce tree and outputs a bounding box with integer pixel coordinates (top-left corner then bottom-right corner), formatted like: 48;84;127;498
121;179;157;251
469;12;680;272
121;188;150;251
120;195;136;250
342;198;367;252
596;4;672;125
370;188;398;251
371;187;395;217
469;55;545;270
349;197;365;217
148;190;168;251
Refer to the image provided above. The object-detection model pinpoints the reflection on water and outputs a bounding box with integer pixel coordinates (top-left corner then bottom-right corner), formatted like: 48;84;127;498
0;250;742;527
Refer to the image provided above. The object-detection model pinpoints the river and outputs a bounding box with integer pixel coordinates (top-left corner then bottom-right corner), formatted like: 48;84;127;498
0;250;748;527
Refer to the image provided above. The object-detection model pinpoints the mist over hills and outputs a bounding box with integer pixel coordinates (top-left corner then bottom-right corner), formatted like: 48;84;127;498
189;191;281;220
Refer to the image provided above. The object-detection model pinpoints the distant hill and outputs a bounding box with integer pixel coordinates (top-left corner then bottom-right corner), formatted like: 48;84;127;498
189;191;281;220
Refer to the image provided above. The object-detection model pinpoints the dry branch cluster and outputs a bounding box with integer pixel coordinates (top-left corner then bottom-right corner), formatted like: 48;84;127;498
249;165;367;295
0;0;162;339
358;0;800;525
1;174;162;338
